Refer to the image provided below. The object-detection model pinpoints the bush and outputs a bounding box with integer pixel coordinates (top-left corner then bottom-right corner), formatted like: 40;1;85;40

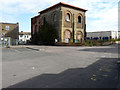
83;39;113;46
32;23;58;45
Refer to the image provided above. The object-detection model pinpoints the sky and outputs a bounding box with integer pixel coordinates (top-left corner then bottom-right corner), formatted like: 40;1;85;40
0;0;119;32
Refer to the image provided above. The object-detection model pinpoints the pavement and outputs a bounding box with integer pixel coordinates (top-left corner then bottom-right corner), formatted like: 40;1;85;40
2;44;120;88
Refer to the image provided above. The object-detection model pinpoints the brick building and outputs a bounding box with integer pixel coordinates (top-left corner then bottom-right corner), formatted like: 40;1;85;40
31;2;87;44
0;22;19;46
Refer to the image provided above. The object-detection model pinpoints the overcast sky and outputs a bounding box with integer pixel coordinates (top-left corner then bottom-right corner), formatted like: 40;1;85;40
0;0;119;32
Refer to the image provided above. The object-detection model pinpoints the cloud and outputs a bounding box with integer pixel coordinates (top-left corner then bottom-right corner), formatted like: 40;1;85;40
0;0;119;32
1;0;69;14
87;1;118;31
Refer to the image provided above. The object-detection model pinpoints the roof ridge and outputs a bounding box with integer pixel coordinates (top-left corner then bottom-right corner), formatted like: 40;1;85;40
39;2;87;14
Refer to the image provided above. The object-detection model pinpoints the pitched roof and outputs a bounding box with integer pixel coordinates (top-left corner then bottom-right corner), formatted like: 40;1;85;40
39;2;88;14
0;22;19;25
31;15;40;19
19;32;31;35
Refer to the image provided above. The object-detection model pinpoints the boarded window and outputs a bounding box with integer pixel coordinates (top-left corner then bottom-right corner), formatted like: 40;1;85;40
64;30;71;39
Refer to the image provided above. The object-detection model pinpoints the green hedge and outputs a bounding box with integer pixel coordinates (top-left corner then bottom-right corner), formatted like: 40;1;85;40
83;39;114;46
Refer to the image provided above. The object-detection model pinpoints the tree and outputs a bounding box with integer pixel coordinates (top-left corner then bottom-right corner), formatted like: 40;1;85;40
33;23;58;45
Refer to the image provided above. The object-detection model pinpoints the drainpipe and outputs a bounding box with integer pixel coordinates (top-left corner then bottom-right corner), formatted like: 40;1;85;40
72;14;75;43
84;14;86;40
59;8;63;43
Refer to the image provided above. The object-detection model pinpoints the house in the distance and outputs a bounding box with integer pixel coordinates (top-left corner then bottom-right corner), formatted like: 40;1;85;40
31;2;87;44
87;31;120;40
0;22;19;46
19;31;31;44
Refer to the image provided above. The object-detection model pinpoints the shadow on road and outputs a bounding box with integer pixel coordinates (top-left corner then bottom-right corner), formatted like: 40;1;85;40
4;58;119;88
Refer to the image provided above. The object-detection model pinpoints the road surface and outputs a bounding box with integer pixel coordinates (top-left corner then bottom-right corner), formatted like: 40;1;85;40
2;44;119;88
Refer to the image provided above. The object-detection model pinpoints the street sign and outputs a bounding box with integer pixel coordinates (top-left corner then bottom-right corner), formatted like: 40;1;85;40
1;38;3;41
5;38;8;41
2;33;5;37
65;38;69;43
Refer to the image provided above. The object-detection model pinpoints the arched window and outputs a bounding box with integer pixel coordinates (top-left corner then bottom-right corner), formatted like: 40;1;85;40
43;17;46;24
53;14;56;22
66;13;70;22
78;16;81;23
76;31;83;40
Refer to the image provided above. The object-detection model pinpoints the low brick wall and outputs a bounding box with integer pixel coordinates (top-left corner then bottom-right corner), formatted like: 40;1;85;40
55;43;82;46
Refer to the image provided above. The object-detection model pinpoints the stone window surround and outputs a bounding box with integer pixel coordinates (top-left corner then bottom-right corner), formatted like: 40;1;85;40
63;29;72;39
76;13;83;28
53;14;57;22
43;17;46;24
76;31;83;37
52;11;57;22
66;13;70;22
76;13;83;23
78;16;81;23
64;10;72;23
40;11;58;24
64;10;84;29
39;15;46;25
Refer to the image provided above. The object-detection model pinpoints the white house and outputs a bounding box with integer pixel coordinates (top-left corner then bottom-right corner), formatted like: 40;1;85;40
19;31;31;44
87;31;120;40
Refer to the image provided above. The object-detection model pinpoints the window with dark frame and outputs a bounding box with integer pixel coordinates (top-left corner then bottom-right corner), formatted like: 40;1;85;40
78;16;81;23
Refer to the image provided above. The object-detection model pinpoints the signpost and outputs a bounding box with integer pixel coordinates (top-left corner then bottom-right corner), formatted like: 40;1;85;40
1;37;10;47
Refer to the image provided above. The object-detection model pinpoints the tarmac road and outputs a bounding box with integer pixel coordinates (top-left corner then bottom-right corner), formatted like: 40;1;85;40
2;44;119;88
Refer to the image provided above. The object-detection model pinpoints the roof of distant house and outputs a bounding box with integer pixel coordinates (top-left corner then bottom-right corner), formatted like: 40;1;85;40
19;31;31;35
0;22;19;25
39;2;88;14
